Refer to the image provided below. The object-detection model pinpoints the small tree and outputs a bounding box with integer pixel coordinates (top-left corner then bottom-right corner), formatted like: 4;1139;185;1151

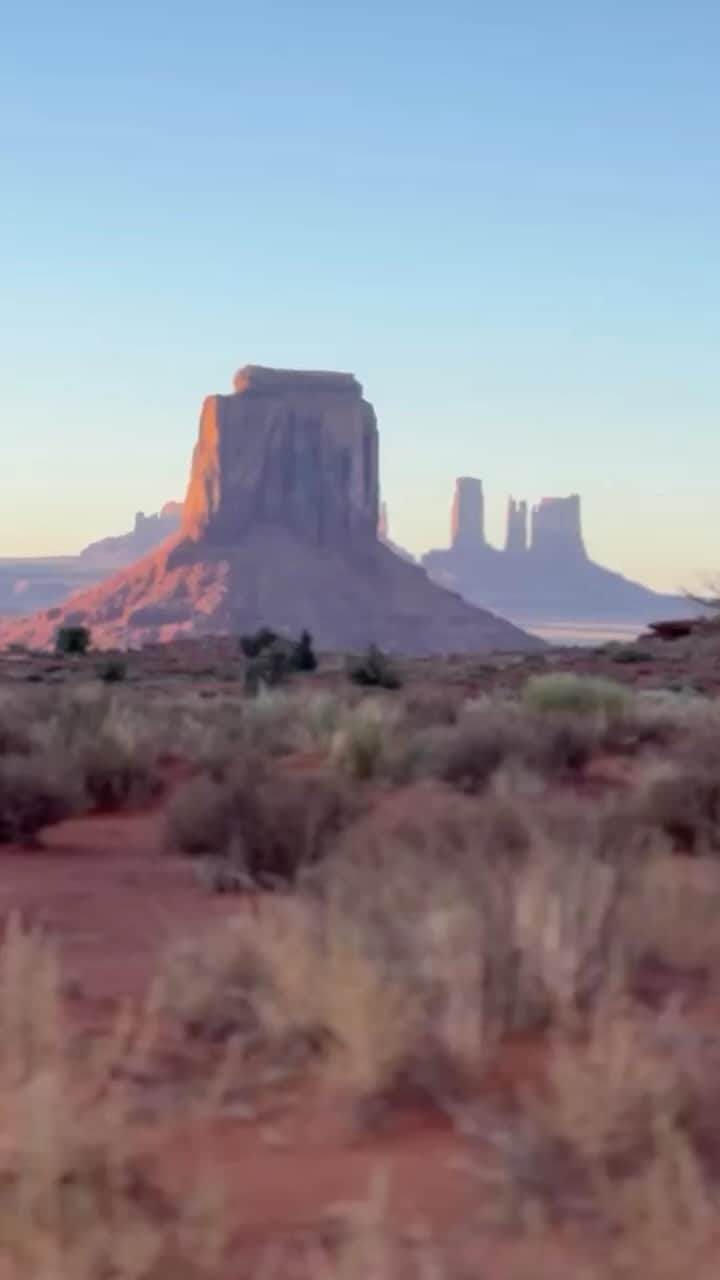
240;627;278;659
289;630;317;672
244;642;291;694
347;644;401;690
56;625;91;656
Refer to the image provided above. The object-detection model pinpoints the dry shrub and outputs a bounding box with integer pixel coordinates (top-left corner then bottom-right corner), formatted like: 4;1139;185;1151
158;914;276;1047
601;1125;719;1280
328;778;533;874
0;754;81;844
324;775;646;1033
533;1005;687;1178
0;691;35;756
166;758;363;886
491;996;720;1272
326;694;600;790
329;699;401;780
635;764;720;854
162;782;636;1109
610;691;689;751
31;688;166;813
165;773;239;858
0;915;230;1279
78;736;164;812
528;712;608;774
297;691;347;748
524;783;665;872
400;687;463;731
149;693;247;772
623;852;720;975
159;901;426;1100
424;708;531;792
408;703;611;793
170;688;334;770
0;684;200;825
237;686;306;754
481;908;720;1266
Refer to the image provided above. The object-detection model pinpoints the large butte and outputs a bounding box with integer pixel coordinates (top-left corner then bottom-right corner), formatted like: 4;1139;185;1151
0;366;543;653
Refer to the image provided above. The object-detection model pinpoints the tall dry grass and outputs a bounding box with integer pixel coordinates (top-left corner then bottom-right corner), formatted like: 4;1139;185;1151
0;914;231;1280
3;673;720;1275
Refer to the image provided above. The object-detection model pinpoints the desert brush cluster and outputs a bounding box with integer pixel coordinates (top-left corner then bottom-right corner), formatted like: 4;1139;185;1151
1;635;720;1277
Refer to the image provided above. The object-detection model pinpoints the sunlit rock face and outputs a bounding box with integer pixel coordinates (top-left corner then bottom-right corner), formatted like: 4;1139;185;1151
183;366;379;548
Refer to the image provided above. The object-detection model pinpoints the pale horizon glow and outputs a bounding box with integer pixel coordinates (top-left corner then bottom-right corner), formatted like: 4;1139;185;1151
2;1;718;597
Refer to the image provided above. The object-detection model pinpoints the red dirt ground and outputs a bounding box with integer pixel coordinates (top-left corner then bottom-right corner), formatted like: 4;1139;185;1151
3;645;717;1272
0;808;499;1259
2;804;607;1277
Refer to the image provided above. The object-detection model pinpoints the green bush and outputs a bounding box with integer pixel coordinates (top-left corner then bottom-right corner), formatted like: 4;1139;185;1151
347;644;401;690
243;630;317;692
289;630;317;673
239;627;278;659
55;626;91;656
524;673;633;718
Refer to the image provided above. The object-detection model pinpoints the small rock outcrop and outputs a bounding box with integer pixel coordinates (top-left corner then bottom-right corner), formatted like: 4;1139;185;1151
648;619;701;641
80;503;182;566
1;368;541;654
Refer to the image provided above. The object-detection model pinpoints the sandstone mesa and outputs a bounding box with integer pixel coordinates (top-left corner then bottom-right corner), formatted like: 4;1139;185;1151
0;367;541;654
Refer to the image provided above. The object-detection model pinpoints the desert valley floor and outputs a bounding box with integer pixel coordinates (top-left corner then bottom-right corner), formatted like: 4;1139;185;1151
1;624;720;1277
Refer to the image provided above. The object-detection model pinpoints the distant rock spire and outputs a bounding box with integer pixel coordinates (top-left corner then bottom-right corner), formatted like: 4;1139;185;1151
530;495;586;559
450;477;485;551
504;498;528;554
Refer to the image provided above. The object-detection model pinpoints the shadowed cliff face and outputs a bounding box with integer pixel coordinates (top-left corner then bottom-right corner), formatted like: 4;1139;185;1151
183;366;379;548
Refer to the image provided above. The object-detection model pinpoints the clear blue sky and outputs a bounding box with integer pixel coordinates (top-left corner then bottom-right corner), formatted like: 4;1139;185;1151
2;0;717;591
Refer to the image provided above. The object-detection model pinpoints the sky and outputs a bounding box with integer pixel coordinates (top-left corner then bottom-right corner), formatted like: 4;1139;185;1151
1;0;718;593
